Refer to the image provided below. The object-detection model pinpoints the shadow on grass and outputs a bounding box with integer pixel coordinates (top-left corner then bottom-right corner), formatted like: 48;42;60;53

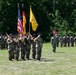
56;52;65;53
41;58;55;63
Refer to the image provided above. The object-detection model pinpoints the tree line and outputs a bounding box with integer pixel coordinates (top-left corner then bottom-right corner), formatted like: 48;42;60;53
0;0;76;42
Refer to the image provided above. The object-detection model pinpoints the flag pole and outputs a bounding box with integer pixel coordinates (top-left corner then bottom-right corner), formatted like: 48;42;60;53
29;5;31;34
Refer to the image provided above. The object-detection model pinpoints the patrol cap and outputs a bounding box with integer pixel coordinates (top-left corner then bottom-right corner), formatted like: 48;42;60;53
37;33;42;36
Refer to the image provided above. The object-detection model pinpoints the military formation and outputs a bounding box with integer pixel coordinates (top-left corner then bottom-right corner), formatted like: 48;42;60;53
51;34;76;53
0;32;43;61
51;35;76;48
0;33;76;61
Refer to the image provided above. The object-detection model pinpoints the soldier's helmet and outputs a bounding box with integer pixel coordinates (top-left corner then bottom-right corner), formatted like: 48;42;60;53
33;34;36;38
9;34;13;37
37;33;42;37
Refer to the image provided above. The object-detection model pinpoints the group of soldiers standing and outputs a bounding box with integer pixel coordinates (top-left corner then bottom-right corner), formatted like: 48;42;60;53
0;35;7;50
51;35;76;47
1;33;76;61
51;34;76;53
1;32;43;61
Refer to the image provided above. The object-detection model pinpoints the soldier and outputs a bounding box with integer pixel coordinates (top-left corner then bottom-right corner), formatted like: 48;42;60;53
0;35;2;49
70;35;74;47
24;32;31;60
34;33;43;61
63;35;67;47
59;35;63;47
31;34;36;59
13;35;20;61
56;35;59;47
50;36;54;47
52;34;57;53
74;36;76;46
19;34;26;60
67;35;70;47
2;36;5;49
4;35;8;49
0;35;4;50
6;34;14;61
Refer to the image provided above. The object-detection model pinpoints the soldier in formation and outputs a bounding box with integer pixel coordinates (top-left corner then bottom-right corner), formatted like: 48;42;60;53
19;34;26;60
0;35;8;50
51;34;76;48
51;34;57;53
7;34;14;61
5;32;43;61
31;34;37;59
70;35;74;47
13;35;20;61
74;36;76;46
24;32;31;60
34;33;43;60
59;35;63;47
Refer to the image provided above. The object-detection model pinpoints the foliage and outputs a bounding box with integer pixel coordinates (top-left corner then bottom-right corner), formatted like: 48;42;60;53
0;0;76;41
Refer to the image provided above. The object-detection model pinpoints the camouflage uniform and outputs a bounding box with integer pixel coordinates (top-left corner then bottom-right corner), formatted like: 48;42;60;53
67;35;70;47
4;36;8;49
13;36;19;61
56;36;59;47
0;36;2;49
52;34;57;53
24;35;31;60
36;35;43;60
59;35;63;47
74;36;76;46
19;37;26;60
63;36;67;47
7;37;14;61
31;34;36;59
0;35;4;50
70;36;74;47
51;36;54;47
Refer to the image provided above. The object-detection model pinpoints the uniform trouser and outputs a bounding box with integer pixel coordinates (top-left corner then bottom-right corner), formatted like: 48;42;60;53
32;47;36;59
64;42;67;47
21;47;26;60
26;45;31;59
60;42;63;47
14;47;19;60
71;42;74;47
8;49;14;60
67;42;70;47
36;47;42;60
1;43;4;49
57;42;59;47
53;43;56;53
75;42;76;46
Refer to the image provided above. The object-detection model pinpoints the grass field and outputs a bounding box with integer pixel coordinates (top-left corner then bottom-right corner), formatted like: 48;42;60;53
0;43;76;75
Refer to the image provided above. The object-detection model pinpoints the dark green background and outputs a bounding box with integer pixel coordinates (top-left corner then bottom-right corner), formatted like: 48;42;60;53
0;0;76;41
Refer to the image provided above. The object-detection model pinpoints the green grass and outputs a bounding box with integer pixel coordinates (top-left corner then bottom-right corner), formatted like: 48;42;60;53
0;43;76;75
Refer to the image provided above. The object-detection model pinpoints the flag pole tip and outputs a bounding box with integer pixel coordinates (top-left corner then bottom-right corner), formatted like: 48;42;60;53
17;3;19;7
22;4;24;7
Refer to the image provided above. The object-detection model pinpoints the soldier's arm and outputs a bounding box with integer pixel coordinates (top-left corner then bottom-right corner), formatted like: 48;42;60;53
34;35;40;42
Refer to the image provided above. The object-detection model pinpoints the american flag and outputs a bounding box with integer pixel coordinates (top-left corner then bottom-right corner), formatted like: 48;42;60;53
17;7;23;34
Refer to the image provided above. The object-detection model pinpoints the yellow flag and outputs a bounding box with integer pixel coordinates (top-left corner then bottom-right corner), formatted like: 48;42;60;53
30;7;38;31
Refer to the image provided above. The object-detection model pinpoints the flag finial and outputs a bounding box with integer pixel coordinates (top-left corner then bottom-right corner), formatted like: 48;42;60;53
18;3;19;8
22;4;24;8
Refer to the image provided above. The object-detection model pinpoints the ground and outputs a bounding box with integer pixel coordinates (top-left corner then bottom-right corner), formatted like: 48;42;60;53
0;43;76;75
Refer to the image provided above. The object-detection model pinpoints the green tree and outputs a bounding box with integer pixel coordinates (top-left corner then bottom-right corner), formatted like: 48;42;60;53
0;0;76;41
